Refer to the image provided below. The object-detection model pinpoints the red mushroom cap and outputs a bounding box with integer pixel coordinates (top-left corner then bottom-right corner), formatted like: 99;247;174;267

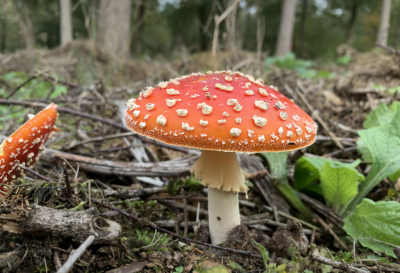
125;71;317;153
0;103;58;193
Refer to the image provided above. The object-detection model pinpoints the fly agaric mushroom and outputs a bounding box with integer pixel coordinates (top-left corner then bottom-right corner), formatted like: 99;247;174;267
125;71;317;245
0;103;58;195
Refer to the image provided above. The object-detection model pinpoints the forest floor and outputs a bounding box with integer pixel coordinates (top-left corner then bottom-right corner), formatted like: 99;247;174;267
0;41;400;272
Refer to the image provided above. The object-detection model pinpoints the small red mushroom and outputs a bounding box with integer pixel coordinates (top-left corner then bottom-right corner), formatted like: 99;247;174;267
0;103;58;195
125;71;317;245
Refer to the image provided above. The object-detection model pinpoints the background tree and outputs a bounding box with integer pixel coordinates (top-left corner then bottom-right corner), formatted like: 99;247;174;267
377;0;392;46
59;0;72;45
11;0;35;50
132;0;146;55
97;0;132;57
275;0;298;56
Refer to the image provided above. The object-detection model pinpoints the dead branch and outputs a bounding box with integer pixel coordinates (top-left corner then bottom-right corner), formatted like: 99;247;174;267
40;148;197;177
211;0;241;58
310;249;370;273
0;99;188;153
57;235;95;273
0;205;121;245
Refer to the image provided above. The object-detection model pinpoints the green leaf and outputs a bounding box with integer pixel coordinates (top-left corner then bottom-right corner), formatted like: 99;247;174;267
263;152;312;219
387;86;400;94
320;162;359;213
357;138;373;162
252;239;269;268
363;102;400;129
346;109;400;214
49;85;67;99
294;157;363;192
294;157;320;191
389;169;400;182
263;152;290;182
344;199;400;257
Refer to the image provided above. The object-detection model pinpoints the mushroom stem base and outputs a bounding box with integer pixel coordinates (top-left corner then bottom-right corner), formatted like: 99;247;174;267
208;187;240;245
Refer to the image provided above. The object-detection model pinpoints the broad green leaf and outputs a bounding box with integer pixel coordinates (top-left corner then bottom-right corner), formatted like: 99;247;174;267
49;85;67;99
357;138;373;162
344;199;400;257
294;156;363;192
346;109;400;214
262;152;312;219
363;102;400;129
2;71;28;81
294;157;320;191
263;152;290;182
320;162;358;213
389;169;400;182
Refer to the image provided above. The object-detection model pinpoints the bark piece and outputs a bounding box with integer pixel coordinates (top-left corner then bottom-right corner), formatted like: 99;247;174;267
1;205;120;245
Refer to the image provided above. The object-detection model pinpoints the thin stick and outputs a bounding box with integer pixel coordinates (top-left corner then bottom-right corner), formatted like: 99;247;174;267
62;162;72;198
56;235;95;273
18;164;52;183
91;198;262;259
6;70;49;99
182;189;188;238
0;99;188;153
295;81;352;158
310;249;370;273
313;213;347;250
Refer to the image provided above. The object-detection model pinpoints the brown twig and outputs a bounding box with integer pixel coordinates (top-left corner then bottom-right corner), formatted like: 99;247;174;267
254;179;280;223
91;198;263;259
310;249;370;273
246;169;268;180
6;70;49;99
40;148;197;177
313;212;347;250
299;192;344;229
0;99;188;153
295;82;354;159
62;162;72;198
18;164;53;183
181;189;188;238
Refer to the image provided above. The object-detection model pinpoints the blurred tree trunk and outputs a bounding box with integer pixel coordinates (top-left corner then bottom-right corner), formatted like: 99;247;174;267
255;0;265;61
132;0;146;55
0;1;6;53
59;0;73;45
396;12;400;48
12;1;35;50
346;0;357;45
198;1;208;51
88;0;99;40
242;0;251;50
275;0;298;56
0;17;5;53
298;0;307;57
97;0;132;57
225;0;239;57
376;0;392;46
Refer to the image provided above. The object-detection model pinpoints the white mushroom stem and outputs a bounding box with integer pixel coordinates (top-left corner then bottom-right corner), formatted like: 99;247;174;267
208;188;240;245
190;150;248;245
